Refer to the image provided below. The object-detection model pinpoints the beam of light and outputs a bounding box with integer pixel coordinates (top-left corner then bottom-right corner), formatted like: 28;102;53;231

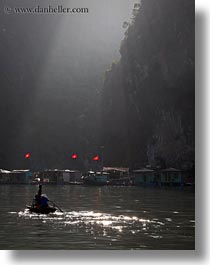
8;0;136;169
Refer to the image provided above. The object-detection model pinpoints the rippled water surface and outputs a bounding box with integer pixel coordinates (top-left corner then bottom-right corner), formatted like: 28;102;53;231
0;185;195;249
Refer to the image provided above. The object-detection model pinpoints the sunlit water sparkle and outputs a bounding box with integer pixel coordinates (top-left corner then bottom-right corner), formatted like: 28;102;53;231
17;209;157;234
0;185;194;249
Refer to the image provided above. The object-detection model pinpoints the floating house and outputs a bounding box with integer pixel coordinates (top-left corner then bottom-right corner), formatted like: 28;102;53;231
103;167;130;185
182;169;195;186
0;169;11;183
35;169;62;184
132;168;155;186
63;170;82;184
0;169;33;184
159;168;183;186
34;169;82;184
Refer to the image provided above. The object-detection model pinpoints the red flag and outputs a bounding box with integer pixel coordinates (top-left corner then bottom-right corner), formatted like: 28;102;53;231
71;153;78;159
24;152;31;159
93;155;99;161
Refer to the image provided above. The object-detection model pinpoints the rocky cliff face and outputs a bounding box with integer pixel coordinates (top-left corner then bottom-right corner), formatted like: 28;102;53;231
101;0;194;170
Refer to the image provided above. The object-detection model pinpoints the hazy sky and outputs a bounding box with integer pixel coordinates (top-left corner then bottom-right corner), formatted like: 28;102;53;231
0;0;137;168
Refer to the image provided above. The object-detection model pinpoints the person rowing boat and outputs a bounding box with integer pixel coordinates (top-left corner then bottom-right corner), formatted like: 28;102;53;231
33;184;49;209
27;184;63;214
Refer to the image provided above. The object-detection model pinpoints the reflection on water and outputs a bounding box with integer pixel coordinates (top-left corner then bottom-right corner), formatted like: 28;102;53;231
17;209;157;233
0;185;195;249
15;209;169;248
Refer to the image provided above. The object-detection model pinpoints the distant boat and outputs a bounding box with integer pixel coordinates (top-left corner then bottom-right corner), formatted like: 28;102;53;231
83;170;109;186
26;205;57;214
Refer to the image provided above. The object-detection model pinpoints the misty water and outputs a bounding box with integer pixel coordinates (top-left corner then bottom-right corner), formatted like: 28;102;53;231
0;185;194;250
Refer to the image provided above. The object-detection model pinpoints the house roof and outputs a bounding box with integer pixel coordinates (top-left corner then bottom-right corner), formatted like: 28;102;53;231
0;169;11;173
43;169;80;173
160;168;181;172
12;169;30;173
103;167;129;172
1;169;30;174
133;168;154;173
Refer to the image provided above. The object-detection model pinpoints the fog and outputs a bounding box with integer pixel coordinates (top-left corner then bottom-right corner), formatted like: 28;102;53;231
0;0;136;169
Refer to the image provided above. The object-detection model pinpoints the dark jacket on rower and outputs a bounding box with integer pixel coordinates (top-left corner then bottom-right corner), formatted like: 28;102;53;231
40;194;49;207
33;185;49;207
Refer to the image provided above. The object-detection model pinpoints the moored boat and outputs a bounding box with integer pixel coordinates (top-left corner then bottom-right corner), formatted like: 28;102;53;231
83;170;109;186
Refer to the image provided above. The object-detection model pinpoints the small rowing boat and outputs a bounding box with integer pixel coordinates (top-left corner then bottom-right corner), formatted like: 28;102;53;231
26;205;57;214
26;185;63;214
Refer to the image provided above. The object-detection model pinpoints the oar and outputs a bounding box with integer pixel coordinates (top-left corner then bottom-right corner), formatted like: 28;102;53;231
49;200;63;213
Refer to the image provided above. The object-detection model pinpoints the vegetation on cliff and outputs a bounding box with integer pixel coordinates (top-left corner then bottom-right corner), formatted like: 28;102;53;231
101;0;194;170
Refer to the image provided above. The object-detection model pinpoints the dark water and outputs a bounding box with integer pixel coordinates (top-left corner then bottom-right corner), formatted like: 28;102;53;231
0;185;195;250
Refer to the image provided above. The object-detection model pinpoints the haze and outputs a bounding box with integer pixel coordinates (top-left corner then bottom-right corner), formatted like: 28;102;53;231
0;0;136;169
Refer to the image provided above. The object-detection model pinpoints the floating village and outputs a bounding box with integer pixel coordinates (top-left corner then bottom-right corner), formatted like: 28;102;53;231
0;163;194;187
